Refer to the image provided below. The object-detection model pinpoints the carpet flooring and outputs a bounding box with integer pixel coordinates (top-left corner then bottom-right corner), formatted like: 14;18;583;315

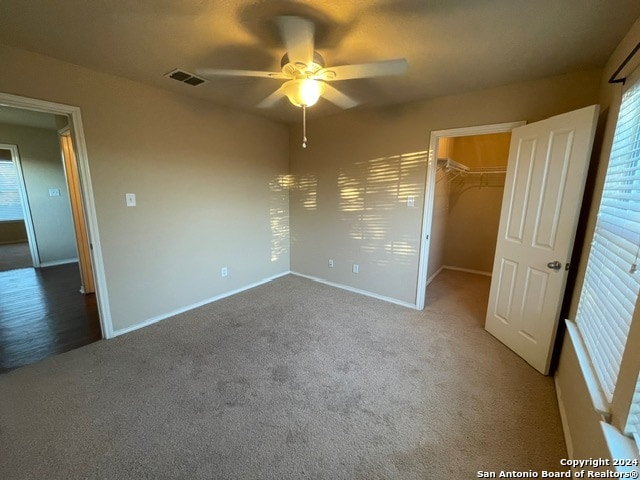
0;270;567;479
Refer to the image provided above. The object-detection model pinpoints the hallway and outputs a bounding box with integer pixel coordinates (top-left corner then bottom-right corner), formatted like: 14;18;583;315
0;263;101;372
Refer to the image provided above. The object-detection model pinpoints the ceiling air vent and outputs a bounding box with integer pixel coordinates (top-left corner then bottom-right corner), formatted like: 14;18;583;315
164;69;207;87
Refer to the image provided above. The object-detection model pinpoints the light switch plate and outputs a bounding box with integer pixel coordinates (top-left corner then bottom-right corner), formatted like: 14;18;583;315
125;193;136;207
407;196;415;207
49;188;60;197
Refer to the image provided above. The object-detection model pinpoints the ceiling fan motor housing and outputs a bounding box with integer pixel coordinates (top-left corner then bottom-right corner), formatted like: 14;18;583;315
281;51;326;77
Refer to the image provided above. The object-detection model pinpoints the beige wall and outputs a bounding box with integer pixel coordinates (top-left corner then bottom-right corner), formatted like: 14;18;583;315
289;69;601;305
0;44;289;332
443;133;510;273
556;15;640;463
0;121;77;263
450;133;511;168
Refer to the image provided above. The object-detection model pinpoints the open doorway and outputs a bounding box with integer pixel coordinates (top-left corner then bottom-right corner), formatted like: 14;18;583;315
415;121;525;310
0;112;78;271
426;133;511;281
0;94;110;371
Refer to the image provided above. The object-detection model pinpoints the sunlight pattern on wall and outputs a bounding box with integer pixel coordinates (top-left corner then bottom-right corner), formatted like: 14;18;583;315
290;173;317;211
338;176;364;212
269;174;291;262
338;150;428;267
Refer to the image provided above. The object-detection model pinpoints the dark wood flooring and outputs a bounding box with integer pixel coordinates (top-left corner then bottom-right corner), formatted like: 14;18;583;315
0;242;32;271
0;263;101;373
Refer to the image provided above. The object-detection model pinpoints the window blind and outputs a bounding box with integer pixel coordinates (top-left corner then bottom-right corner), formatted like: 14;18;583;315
576;74;640;403
626;373;640;450
0;160;24;221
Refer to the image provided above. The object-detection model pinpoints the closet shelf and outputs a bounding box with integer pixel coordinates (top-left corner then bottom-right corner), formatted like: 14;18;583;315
437;158;470;173
438;159;508;185
464;166;507;175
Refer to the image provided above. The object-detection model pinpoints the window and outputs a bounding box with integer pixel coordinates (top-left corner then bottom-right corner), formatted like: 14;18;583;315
627;373;640;449
0;155;24;221
575;73;640;403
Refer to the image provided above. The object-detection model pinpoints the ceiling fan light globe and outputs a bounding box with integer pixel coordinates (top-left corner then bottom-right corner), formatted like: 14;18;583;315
283;79;324;107
301;79;324;107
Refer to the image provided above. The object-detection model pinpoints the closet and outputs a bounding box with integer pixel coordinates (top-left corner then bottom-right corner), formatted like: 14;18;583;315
426;132;511;283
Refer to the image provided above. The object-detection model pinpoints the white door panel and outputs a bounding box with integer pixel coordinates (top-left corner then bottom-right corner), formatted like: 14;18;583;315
504;136;537;243
486;105;599;374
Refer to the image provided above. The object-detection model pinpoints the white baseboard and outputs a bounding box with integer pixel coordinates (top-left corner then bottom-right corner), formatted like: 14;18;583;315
426;266;444;286
554;375;575;461
443;265;492;276
426;265;491;286
290;271;416;309
111;271;290;337
40;257;78;267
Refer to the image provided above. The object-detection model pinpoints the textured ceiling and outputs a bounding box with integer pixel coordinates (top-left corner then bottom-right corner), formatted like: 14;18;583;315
1;0;639;123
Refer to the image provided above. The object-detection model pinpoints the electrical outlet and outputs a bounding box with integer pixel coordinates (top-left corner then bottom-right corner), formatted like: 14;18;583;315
407;196;415;207
352;263;359;274
328;259;334;268
221;267;228;277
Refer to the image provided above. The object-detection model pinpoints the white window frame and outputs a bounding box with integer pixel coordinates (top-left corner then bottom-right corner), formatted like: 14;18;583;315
575;67;640;454
626;372;640;450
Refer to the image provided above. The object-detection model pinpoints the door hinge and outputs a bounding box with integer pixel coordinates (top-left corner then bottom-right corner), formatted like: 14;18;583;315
565;263;570;271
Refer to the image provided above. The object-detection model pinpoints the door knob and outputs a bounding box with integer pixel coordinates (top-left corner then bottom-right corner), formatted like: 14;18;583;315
547;260;562;270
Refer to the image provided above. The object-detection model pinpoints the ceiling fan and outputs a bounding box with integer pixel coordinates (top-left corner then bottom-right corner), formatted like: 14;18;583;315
196;16;408;147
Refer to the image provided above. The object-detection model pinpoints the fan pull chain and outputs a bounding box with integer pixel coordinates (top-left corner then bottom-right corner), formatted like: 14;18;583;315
302;105;307;148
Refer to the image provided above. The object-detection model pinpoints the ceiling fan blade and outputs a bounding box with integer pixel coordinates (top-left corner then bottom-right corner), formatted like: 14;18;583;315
276;16;315;66
322;84;358;109
195;68;288;80
315;58;408;81
257;88;286;108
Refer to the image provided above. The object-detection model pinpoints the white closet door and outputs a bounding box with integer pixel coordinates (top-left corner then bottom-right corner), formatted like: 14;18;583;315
485;105;599;374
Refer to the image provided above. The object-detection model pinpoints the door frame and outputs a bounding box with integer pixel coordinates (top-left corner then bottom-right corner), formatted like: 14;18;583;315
0;91;113;339
58;126;95;295
415;121;526;310
0;143;40;267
